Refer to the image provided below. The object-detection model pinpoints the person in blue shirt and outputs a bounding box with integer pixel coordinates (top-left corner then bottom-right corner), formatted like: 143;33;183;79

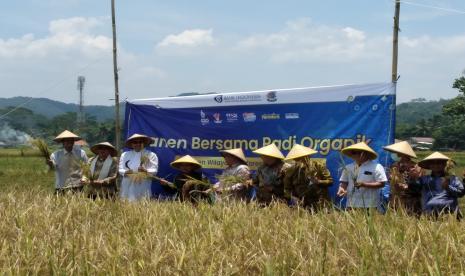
411;152;464;217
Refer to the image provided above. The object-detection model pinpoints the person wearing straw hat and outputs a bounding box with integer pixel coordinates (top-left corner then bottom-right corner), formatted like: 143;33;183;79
118;133;158;201
410;152;464;217
159;155;208;202
283;144;333;210
47;130;88;194
212;148;251;201
252;143;291;205
81;142;118;199
336;142;387;210
383;141;422;215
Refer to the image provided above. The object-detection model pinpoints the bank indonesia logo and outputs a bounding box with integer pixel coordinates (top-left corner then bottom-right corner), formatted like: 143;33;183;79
266;91;277;102
200;110;210;125
214;95;223;103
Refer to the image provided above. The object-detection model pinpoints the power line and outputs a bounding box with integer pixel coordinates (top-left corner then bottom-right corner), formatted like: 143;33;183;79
0;57;105;120
397;0;465;14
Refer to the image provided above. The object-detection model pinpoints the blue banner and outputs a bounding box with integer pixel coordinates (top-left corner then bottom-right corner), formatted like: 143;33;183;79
123;82;396;201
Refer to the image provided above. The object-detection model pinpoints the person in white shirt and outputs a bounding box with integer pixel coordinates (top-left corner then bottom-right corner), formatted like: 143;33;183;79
118;133;158;201
46;130;88;194
336;142;387;210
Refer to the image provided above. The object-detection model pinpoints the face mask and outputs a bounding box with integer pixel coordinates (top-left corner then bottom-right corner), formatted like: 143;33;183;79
390;153;400;162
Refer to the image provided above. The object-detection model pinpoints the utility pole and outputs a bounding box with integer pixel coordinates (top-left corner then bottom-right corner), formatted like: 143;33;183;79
77;76;86;130
111;0;121;153
391;0;401;83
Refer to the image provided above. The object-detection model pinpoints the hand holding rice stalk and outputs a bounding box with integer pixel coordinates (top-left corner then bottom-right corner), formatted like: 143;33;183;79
79;160;93;185
442;159;457;189
298;157;326;185
216;174;250;191
126;153;153;184
181;176;215;202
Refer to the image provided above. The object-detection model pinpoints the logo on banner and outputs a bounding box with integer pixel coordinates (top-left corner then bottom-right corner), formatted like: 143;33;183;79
214;95;223;103
266;91;277;102
213;113;223;124
226;113;238;122
200;110;209;125
261;113;280;120
242;112;257;122
285;113;300;119
213;94;262;103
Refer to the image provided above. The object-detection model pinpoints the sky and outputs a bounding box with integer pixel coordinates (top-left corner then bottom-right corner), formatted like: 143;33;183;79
0;0;464;105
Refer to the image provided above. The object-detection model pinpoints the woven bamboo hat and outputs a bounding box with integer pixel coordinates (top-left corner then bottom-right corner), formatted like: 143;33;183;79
91;142;117;157
53;130;81;142
341;142;378;160
418;152;455;169
383;141;417;158
125;133;154;148
170;155;202;170
220;148;248;163
253;143;285;159
285;144;318;160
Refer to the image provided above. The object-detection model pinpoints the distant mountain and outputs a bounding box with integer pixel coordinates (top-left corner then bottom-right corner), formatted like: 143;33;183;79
396;98;450;125
0;96;450;124
0;97;121;122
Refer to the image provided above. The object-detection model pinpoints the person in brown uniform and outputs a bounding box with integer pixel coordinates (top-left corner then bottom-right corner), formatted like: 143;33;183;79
383;141;422;216
252;143;291;205
283;144;333;210
81;142;118;199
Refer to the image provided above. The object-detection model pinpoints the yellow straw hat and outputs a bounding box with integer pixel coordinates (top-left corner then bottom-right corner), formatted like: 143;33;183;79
383;141;417;159
91;142;117;157
220;148;248;164
418;152;455;169
125;133;154;148
341;142;378;160
53;130;81;142
253;143;285;159
285;144;318;160
170;155;202;170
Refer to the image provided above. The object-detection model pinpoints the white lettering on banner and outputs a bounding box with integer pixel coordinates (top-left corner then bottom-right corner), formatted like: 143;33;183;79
149;135;369;156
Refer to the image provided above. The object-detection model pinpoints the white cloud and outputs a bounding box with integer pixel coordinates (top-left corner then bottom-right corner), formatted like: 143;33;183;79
157;29;214;48
0;17;112;59
236;18;371;63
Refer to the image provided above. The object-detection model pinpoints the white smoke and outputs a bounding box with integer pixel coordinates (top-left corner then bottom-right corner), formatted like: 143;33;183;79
0;123;32;146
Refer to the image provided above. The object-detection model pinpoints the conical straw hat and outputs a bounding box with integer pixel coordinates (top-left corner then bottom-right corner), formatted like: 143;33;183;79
418;151;455;169
383;141;417;158
220;148;248;164
253;143;285;159
53;130;81;142
341;142;378;160
170;155;202;170
91;142;117;157
125;133;154;148
285;144;318;160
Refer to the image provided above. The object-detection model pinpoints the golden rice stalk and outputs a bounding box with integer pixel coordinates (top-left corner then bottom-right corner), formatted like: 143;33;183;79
30;138;51;161
389;167;402;187
445;160;456;177
182;178;213;203
79;161;92;181
216;174;248;190
140;154;149;167
128;171;151;184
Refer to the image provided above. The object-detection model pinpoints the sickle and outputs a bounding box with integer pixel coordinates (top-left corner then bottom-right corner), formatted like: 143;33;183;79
125;160;131;170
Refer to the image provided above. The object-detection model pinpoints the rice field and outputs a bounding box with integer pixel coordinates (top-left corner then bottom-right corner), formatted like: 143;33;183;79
1;150;465;275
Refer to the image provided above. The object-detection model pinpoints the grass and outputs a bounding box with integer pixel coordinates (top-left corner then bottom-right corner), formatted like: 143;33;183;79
1;150;465;274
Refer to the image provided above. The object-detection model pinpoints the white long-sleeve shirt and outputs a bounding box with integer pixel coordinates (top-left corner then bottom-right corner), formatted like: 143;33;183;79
118;149;158;201
50;146;88;189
